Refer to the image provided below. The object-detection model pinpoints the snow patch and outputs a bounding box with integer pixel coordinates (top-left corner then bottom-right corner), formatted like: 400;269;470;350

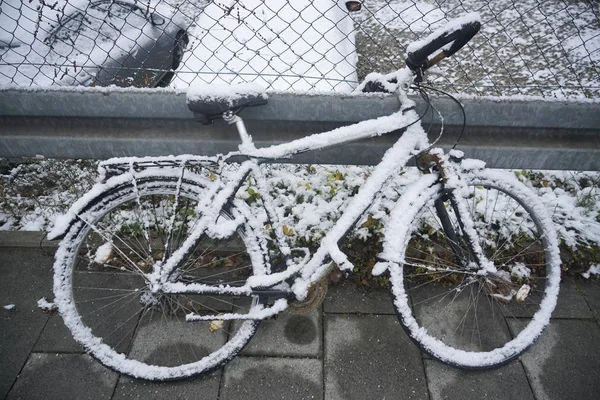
582;264;600;279
94;241;113;264
511;262;531;279
37;297;57;311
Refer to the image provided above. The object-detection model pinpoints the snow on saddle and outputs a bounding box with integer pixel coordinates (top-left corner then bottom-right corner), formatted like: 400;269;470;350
187;82;268;124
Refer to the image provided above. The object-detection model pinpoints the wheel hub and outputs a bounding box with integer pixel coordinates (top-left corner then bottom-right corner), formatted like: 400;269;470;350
139;290;163;307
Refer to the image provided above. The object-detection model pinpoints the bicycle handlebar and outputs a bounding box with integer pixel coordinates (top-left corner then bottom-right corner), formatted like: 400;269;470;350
406;13;481;74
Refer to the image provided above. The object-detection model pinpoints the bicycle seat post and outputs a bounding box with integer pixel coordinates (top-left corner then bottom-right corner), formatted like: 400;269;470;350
223;111;256;152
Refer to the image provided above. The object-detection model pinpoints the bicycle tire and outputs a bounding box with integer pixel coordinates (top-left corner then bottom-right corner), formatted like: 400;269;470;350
384;169;560;368
53;171;268;380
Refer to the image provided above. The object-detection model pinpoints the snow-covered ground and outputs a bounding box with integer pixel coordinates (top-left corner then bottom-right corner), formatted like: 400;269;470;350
1;159;598;276
353;0;600;98
0;0;89;86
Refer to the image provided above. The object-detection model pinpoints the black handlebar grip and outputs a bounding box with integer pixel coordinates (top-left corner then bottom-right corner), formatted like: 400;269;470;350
406;13;481;72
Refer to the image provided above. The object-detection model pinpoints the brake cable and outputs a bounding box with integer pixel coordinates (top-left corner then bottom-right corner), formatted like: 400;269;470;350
414;83;467;150
412;81;468;171
420;86;438;143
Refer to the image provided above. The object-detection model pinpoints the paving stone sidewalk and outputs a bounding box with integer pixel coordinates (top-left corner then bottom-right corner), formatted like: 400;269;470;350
1;241;599;400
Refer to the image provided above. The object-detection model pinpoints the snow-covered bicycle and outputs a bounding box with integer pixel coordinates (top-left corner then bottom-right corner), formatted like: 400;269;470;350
49;13;560;381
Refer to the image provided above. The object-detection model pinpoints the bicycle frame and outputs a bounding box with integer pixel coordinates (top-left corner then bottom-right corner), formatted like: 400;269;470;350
50;13;562;377
154;68;482;301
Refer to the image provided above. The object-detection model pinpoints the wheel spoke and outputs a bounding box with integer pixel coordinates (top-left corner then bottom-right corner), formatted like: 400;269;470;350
56;175;266;379
393;173;559;368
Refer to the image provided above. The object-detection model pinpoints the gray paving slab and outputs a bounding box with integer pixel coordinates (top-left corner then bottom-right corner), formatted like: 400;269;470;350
6;353;118;400
424;359;535;400
239;308;322;357
127;310;228;367
324;281;395;314
70;270;146;355
324;314;428;400
221;356;322;400
408;282;513;352
552;276;594;319
2;235;599;400
508;318;600;400
112;372;221;400
576;278;600;320
501;275;593;319
0;247;53;399
33;313;83;353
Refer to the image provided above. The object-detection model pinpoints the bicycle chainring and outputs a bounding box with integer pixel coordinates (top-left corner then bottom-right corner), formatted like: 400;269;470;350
288;277;328;314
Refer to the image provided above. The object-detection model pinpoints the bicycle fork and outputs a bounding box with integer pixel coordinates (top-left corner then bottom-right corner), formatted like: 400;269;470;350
419;150;496;275
433;193;476;264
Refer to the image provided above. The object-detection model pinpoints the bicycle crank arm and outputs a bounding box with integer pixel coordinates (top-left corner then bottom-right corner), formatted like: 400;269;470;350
250;289;293;298
161;281;292;297
185;298;288;321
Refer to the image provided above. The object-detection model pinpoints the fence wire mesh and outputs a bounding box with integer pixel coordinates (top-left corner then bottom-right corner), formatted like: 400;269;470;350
1;0;599;98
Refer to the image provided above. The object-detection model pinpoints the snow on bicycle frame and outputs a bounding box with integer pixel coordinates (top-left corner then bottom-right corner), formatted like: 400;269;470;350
148;13;487;298
51;13;485;302
59;12;486;302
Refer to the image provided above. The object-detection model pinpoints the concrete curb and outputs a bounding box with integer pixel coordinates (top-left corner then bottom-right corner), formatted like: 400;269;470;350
0;231;58;249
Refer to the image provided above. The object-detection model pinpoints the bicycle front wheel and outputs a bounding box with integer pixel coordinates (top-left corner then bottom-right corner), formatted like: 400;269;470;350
53;172;267;380
388;169;560;368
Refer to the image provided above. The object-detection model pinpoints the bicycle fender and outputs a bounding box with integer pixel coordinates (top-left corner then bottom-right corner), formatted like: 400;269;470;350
48;169;211;241
375;173;440;273
47;173;137;241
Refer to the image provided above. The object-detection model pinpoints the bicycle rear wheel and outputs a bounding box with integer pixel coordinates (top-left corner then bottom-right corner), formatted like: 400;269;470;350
53;172;268;380
387;169;560;368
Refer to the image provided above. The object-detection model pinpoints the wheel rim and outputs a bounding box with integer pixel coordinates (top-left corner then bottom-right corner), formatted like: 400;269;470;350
395;177;559;365
55;178;263;380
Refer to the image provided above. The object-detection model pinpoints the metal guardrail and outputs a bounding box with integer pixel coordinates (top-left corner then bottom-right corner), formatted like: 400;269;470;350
0;88;599;170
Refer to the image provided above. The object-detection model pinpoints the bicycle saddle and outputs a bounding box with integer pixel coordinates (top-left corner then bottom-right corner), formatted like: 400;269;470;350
187;82;268;124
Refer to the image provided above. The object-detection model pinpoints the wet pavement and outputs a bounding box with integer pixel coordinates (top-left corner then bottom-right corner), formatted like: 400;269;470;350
1;234;599;400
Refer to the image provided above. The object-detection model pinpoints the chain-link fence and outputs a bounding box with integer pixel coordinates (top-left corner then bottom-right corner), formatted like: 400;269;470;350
1;0;599;98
